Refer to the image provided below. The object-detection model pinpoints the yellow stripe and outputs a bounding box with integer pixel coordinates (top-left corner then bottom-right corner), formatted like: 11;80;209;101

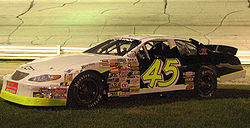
170;45;177;49
220;69;246;78
173;84;188;86
100;67;116;73
140;84;188;90
0;90;66;106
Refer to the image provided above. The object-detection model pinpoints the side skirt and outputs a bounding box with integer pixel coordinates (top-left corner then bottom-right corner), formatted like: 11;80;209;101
108;84;191;97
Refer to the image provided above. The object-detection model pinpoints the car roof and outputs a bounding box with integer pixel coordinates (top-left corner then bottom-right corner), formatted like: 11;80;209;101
112;34;188;41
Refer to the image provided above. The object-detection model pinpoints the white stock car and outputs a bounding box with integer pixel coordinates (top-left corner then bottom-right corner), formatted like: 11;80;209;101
0;35;246;108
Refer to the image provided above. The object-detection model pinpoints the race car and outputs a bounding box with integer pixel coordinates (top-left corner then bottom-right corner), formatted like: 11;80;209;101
0;34;246;108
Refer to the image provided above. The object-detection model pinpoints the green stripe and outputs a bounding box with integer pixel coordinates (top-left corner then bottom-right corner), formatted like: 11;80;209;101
220;70;246;78
0;90;66;106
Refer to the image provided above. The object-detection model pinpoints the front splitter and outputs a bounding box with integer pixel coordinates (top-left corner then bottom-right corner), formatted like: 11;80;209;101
0;90;66;106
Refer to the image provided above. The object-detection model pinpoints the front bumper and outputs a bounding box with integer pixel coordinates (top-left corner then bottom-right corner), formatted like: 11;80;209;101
0;75;67;106
0;90;66;106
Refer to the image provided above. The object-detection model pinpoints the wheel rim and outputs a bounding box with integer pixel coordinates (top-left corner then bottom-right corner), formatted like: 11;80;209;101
77;79;98;103
198;74;214;95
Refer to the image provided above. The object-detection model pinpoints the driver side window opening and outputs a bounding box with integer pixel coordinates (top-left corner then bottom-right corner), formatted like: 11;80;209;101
143;40;180;60
175;40;197;56
136;45;150;62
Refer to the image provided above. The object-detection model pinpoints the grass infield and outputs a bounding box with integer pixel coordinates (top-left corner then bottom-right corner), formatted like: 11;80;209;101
0;81;249;128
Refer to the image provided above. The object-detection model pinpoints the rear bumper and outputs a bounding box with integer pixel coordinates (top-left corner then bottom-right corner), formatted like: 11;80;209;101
218;69;246;82
0;90;66;106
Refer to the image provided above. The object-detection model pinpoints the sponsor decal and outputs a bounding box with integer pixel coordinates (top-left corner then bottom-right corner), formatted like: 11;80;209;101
66;69;73;73
5;81;18;94
110;63;116;67
120;67;131;72
60;82;70;86
64;74;73;82
183;71;195;76
82;63;96;69
114;78;119;82
100;62;110;67
200;48;208;55
129;84;140;89
120;91;130;97
101;59;109;63
128;75;135;78
132;71;140;75
121;82;128;89
109;82;120;91
33;92;44;98
39;87;67;99
119;78;127;82
120;72;129;77
128;74;141;78
131;66;139;71
116;63;123;68
108;91;119;97
128;78;140;84
20;65;35;71
186;84;194;90
185;77;194;82
135;75;140;78
52;88;67;99
110;68;120;74
109;73;119;78
107;78;113;83
127;58;137;62
117;58;127;62
128;62;139;66
110;59;118;63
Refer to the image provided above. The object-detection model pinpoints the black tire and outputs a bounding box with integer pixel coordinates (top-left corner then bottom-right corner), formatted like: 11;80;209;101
194;66;217;98
67;71;106;108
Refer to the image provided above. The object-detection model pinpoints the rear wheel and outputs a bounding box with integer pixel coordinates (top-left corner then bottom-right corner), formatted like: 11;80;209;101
67;71;106;108
195;66;217;98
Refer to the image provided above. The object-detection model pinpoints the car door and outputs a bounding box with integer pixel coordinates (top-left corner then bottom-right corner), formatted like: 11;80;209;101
136;39;189;93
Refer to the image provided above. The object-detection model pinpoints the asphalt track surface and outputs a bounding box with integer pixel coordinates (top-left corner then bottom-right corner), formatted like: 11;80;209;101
0;0;249;51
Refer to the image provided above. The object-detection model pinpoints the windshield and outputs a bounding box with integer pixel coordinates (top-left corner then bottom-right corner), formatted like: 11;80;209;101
84;39;141;56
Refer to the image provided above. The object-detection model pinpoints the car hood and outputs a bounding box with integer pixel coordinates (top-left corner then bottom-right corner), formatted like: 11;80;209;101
19;53;121;72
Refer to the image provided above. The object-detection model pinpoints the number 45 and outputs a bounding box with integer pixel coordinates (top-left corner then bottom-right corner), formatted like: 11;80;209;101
142;59;181;88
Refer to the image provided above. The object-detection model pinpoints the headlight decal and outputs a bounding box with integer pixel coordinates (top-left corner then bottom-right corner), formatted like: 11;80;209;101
28;75;61;82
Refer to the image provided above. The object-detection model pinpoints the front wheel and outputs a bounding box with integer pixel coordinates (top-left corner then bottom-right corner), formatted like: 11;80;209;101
194;66;217;98
67;71;107;108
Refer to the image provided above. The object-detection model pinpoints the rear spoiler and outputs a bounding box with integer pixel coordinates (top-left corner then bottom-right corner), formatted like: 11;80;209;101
188;38;238;55
205;45;238;55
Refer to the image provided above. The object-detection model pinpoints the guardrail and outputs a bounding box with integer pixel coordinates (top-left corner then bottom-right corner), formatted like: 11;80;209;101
0;45;249;64
0;45;88;60
236;51;250;64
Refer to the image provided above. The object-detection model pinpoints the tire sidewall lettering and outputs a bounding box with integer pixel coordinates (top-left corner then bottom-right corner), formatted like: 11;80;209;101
71;72;104;108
